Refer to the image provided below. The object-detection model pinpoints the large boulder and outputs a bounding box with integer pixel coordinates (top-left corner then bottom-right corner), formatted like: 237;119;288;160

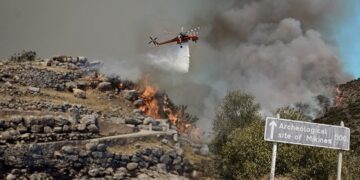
97;82;113;92
73;88;86;99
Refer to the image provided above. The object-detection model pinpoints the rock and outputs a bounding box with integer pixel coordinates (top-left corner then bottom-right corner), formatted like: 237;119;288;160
76;81;87;90
41;115;55;126
126;162;138;171
16;124;28;133
123;90;139;100
97;82;113;92
76;123;87;131
10;116;23;124
6;174;16;180
29;173;50;180
27;86;40;93
61;145;77;154
73;88;86;99
54;116;69;126
91;151;104;159
113;172;125;180
132;109;142;114
131;156;141;162
173;156;182;165
116;167;128;174
105;167;114;175
156;163;167;173
30;125;43;133
97;143;107;151
173;133;179;142
86;142;98;151
80;114;97;125
110;117;125;124
24;116;39;126
125;118;142;125
65;82;77;92
143;117;155;125
121;155;130;162
133;99;144;106
43;59;52;66
87;124;99;133
200;144;210;156
161;139;169;144
4;81;13;87
43;126;52;133
69;108;80;124
88;168;100;177
160;155;172;165
135;143;141;149
62;125;70;132
137;174;149;179
53;126;62;133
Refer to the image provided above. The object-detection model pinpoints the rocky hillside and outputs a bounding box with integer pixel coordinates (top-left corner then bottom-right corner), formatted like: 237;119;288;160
316;78;360;150
0;52;210;179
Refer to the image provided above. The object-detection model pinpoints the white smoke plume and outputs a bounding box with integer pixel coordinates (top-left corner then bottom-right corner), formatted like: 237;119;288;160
146;43;190;73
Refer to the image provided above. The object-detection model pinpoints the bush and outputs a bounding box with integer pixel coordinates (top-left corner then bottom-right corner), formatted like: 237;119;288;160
211;90;261;154
10;50;36;61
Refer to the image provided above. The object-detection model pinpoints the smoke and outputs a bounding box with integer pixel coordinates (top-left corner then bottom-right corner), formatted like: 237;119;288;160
146;43;190;73
0;0;354;133
136;0;352;132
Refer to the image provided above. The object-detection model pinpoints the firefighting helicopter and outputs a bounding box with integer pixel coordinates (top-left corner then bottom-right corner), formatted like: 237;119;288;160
148;27;200;48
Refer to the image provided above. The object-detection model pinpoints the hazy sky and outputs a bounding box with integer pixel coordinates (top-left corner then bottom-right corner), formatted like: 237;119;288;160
0;0;213;59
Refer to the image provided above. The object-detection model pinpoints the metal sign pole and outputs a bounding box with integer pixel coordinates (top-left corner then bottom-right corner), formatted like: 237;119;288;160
336;121;344;180
270;114;280;180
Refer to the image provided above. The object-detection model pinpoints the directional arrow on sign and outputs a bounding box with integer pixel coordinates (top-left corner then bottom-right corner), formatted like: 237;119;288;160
269;121;277;139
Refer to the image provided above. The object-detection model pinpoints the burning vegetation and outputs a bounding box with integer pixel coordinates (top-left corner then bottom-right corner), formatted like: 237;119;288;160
88;75;199;133
135;78;198;133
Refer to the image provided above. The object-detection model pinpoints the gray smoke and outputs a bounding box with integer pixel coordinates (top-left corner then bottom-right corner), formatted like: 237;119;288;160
132;0;352;131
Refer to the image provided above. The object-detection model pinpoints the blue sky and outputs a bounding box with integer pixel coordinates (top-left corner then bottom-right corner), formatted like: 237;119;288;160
336;1;360;78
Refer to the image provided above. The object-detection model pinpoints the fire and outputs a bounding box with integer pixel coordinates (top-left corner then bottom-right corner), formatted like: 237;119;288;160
335;85;343;106
140;85;161;119
132;77;193;133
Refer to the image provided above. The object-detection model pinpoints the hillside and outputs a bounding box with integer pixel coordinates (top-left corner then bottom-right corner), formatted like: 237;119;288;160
0;52;209;179
316;78;360;149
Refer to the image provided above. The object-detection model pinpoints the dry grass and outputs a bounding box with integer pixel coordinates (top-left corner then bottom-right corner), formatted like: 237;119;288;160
107;137;173;155
182;144;212;165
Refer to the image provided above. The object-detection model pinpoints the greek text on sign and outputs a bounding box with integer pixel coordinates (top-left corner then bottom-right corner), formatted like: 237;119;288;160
264;117;350;150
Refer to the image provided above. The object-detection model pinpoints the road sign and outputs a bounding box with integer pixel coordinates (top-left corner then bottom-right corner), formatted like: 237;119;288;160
264;117;350;150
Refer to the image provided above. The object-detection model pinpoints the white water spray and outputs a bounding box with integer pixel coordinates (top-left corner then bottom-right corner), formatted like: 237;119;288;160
146;43;190;73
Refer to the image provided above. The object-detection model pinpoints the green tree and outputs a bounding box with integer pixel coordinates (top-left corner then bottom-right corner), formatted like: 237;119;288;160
211;90;261;154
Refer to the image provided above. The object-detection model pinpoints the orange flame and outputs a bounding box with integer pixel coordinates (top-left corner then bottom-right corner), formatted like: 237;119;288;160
134;76;192;133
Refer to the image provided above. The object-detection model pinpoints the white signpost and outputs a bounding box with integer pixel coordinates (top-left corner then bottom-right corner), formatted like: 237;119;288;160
264;115;350;180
